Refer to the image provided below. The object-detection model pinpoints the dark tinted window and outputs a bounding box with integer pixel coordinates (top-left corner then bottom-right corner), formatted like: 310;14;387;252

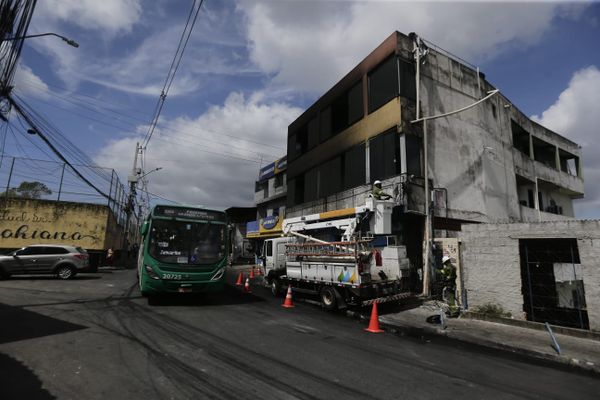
370;129;400;181
45;247;69;255
288;133;298;160
304;168;319;202
307;117;319;150
331;93;349;134
348;81;363;125
18;247;45;256
406;134;422;176
319;156;342;197
343;143;366;190
398;59;416;100
368;56;398;113
319;106;332;142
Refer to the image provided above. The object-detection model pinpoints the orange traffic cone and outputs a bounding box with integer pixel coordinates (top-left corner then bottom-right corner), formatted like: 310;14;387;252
244;278;252;293
235;271;244;286
249;266;255;279
282;285;294;308
364;302;384;333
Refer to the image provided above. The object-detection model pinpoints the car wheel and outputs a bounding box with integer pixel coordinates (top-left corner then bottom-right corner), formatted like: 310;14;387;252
56;265;75;280
320;286;338;311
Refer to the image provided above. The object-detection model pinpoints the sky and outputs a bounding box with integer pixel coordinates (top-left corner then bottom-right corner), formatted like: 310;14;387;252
2;0;599;218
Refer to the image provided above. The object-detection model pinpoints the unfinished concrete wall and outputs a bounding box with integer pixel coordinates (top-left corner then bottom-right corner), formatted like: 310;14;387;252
461;220;600;331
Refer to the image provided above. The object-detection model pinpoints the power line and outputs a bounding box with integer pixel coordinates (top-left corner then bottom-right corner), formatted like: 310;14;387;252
142;0;205;149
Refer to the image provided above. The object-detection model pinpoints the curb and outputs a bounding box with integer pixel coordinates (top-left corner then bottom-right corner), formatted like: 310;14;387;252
347;310;600;376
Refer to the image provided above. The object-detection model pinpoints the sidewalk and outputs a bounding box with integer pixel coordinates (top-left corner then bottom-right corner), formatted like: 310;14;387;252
377;302;600;375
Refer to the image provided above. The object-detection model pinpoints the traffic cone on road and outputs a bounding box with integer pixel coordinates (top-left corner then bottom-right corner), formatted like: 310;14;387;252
282;285;295;308
249;266;255;279
244;278;252;293
364;302;384;333
235;271;244;286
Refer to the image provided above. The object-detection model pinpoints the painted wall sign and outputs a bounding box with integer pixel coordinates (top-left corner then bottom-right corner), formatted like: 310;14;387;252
0;199;108;250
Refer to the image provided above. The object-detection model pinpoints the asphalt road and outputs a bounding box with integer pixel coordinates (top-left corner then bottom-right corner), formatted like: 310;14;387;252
0;268;599;400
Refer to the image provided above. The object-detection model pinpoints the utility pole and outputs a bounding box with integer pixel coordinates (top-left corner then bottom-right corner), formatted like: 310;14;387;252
123;142;141;266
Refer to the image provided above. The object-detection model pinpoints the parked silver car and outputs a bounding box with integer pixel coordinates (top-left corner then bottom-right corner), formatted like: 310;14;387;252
0;244;89;280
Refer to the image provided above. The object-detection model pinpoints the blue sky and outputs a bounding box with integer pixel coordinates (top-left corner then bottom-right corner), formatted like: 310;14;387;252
2;0;599;217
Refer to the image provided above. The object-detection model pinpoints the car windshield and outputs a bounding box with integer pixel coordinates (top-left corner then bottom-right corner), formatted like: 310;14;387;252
149;219;225;265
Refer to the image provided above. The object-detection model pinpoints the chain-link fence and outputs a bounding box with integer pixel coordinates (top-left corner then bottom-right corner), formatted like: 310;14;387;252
0;155;133;227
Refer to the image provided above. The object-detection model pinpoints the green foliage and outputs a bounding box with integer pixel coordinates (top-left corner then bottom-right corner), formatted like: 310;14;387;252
0;181;52;199
472;303;511;318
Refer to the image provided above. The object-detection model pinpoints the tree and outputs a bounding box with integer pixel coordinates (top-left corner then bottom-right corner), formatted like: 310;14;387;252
1;181;52;199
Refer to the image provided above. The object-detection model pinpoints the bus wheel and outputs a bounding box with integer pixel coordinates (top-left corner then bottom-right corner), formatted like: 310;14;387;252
271;279;282;297
320;287;337;311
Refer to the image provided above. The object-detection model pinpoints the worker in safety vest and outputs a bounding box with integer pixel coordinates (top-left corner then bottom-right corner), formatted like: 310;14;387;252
371;180;392;200
441;255;458;314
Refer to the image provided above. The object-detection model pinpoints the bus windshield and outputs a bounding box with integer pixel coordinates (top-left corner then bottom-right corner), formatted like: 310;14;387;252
149;219;225;265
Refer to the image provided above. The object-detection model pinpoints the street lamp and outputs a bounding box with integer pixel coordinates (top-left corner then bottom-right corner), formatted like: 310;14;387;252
3;32;79;48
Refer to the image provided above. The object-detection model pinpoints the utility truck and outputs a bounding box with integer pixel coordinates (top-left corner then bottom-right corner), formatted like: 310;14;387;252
262;198;413;310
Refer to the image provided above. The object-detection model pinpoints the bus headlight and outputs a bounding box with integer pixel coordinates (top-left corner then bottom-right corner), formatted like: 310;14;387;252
144;265;160;280
211;267;225;281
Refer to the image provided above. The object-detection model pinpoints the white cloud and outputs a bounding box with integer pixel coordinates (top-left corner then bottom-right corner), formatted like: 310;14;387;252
238;0;587;93
13;64;50;100
94;92;301;207
532;66;600;218
36;0;142;35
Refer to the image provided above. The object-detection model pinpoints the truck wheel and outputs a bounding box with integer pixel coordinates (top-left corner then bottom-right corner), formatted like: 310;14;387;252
320;287;338;311
271;279;282;297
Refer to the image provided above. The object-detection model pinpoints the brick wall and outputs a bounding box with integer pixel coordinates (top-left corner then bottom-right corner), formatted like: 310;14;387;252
460;220;600;331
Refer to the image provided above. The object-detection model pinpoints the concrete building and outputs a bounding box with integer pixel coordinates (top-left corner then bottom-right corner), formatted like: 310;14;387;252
284;31;584;278
246;156;287;241
460;221;600;332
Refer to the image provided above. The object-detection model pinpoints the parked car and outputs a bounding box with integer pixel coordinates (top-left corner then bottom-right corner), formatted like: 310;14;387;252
0;244;89;280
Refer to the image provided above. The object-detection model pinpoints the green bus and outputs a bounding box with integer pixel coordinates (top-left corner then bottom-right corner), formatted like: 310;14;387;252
137;204;228;297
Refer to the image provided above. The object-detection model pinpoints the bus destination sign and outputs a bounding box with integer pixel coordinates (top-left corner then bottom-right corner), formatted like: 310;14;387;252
154;206;226;222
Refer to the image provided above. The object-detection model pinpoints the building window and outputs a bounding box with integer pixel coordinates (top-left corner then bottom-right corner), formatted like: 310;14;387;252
348;80;364;125
405;134;422;176
532;137;557;169
304;168;319;203
274;174;284;188
559;149;579;177
511;120;531;156
343;143;366;190
369;128;400;182
307;117;319;150
319;156;342;198
368;56;399;113
398;59;416;101
319;106;332;143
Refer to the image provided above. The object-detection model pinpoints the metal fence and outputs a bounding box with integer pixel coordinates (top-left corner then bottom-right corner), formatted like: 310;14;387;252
519;238;588;330
0;155;133;227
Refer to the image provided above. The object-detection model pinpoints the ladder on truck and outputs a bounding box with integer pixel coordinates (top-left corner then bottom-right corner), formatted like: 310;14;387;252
285;241;365;259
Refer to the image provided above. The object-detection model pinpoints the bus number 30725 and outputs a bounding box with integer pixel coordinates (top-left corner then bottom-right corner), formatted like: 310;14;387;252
162;273;183;280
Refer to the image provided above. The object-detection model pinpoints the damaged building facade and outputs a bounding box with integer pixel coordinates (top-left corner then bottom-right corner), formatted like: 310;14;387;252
283;31;592;329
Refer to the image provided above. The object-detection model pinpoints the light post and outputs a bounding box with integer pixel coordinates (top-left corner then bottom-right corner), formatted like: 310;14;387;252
412;89;500;297
2;32;79;48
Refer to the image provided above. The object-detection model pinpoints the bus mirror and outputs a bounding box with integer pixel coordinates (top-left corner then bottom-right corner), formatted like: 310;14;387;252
140;222;149;237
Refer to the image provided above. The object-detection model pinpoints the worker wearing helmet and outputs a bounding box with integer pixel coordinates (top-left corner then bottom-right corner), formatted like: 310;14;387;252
371;180;392;200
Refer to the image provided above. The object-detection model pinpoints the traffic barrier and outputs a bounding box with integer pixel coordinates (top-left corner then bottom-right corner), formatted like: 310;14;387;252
235;271;244;286
364;302;384;333
282;285;295;308
244;278;252;293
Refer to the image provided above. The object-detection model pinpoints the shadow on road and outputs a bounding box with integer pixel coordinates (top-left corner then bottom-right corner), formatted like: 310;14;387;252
6;275;101;281
0;352;55;400
147;285;267;307
0;303;87;344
